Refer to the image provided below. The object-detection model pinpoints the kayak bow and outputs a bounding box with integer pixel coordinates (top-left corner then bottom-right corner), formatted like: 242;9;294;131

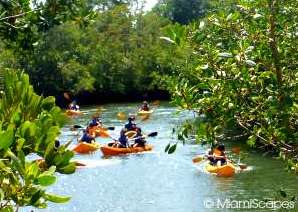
72;142;100;154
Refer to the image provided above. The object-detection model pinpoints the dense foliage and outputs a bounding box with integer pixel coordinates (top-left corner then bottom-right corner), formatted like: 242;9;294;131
154;0;208;24
160;0;298;171
0;70;76;211
0;0;173;98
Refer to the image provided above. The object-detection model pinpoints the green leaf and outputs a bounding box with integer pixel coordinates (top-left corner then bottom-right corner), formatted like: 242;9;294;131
279;189;287;198
41;96;56;111
0;206;13;212
0;125;14;150
58;162;76;174
0;188;4;201
45;193;71;203
247;135;256;147
37;175;56;186
168;143;177;154
165;143;171;153
30;190;43;205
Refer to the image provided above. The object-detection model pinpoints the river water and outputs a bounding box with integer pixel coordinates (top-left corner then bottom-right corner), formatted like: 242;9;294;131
30;102;297;212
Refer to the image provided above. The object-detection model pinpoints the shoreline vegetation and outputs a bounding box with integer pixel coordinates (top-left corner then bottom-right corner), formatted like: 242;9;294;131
0;0;297;210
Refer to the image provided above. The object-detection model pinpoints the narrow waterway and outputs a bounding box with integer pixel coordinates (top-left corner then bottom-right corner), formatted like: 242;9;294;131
29;102;297;212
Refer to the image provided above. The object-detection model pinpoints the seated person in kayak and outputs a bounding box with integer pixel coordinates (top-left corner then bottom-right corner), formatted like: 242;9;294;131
89;116;102;128
124;116;136;131
69;101;80;111
140;101;150;111
80;130;95;143
207;143;227;166
114;129;129;148
132;125;146;147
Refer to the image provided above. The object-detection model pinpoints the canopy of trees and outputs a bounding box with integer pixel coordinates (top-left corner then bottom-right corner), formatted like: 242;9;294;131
159;0;298;172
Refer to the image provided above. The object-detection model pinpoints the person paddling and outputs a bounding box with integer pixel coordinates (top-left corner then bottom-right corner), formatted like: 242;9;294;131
124;115;136;131
89;116;102;128
114;129;129;148
131;124;146;147
80;130;95;143
69;101;80;111
140;101;150;111
207;143;227;166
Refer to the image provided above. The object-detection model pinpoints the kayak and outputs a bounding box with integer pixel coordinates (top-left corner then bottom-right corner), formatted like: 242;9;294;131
89;127;110;138
137;110;153;116
205;163;236;177
65;110;82;116
100;144;153;156
72;142;100;154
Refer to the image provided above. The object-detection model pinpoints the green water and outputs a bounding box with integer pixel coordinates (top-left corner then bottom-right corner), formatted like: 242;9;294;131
27;102;297;211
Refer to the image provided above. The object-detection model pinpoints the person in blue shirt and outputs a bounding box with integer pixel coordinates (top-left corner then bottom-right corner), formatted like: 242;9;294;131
89;116;102;128
117;129;129;148
131;124;146;147
80;130;95;143
124;116;136;131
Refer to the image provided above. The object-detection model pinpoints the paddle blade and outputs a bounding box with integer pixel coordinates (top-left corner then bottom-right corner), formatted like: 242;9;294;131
73;125;83;129
238;163;248;170
192;156;205;163
232;147;241;154
147;132;158;137
117;112;126;120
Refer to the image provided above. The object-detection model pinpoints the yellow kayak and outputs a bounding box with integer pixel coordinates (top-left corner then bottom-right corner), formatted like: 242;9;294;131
137;110;153;115
205;163;236;177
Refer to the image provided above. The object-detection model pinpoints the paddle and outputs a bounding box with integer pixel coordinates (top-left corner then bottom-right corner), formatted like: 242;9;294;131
192;155;206;163
231;147;248;170
71;125;115;131
128;132;158;142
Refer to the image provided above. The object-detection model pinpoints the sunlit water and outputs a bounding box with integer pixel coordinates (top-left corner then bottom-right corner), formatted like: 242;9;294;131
24;103;297;211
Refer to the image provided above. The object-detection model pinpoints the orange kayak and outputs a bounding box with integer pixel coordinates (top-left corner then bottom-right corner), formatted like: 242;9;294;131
100;145;153;156
72;142;100;154
89;127;110;138
65;110;82;116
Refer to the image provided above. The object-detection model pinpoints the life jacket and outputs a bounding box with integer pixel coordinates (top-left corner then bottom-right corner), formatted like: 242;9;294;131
125;121;134;131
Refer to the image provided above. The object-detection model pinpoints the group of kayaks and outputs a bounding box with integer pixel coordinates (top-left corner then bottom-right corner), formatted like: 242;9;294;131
68;108;154;156
67;106;242;177
72;142;153;156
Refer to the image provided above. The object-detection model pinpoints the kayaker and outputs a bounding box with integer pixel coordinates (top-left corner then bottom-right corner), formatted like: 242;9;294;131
69;101;80;111
140;101;150;111
80;130;95;143
89;116;102;128
124;116;136;131
207;143;227;166
115;129;129;148
132;125;146;147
